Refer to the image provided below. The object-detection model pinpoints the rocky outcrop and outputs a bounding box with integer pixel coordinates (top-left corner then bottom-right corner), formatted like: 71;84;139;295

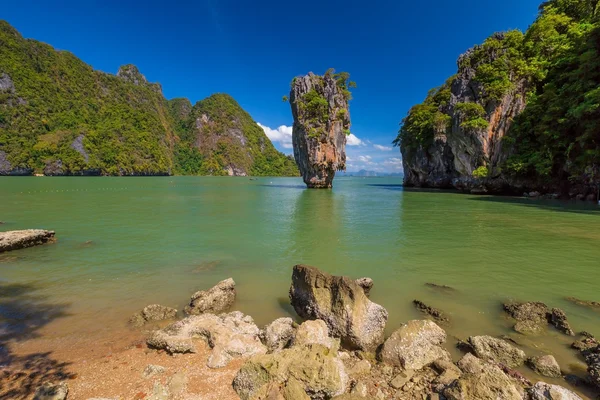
400;33;529;194
380;320;450;370
527;355;561;378
289;71;350;188
232;344;347;400
147;311;266;368
129;304;178;327
548;308;575;336
467;335;526;368
289;265;387;351
503;302;575;336
527;382;583;400
565;297;600;310
0;230;56;253
184;278;235;315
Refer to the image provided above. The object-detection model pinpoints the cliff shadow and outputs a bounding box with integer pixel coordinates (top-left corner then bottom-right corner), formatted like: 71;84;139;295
467;196;600;216
0;281;75;399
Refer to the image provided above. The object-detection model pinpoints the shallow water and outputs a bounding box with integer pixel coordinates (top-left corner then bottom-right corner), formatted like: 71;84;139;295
1;176;599;380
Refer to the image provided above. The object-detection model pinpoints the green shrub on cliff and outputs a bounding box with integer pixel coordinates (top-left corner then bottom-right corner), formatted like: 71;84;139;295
472;166;490;179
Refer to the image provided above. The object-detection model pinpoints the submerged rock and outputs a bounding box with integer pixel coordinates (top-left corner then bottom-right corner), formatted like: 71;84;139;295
380;319;450;370
548;308;575;336
0;229;55;253
503;302;549;335
260;317;296;352
527;382;583;400
289;265;388;351
413;300;450;324
129;304;177;327
467;335;526;368
184;278;235;315
33;382;68;400
527;355;562;378
232;344;347;400
147;311;266;368
425;282;456;293
565;296;600;310
289;71;351;189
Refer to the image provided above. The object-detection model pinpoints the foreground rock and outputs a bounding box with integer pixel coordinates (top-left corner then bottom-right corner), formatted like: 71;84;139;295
289;70;352;189
503;302;574;336
184;278;235;315
443;353;524;400
129;304;177;327
527;382;583;400
233;344;347;400
289;265;388;351
527;355;562;378
468;335;526;368
0;229;55;253
380;319;450;370
33;382;68;400
260;317;296;352
147;311;266;368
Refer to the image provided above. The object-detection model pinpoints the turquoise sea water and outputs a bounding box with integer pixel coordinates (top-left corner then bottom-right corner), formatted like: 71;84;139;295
1;176;599;374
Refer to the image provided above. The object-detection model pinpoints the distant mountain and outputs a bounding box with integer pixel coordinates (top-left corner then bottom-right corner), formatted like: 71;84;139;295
340;169;403;177
0;21;297;177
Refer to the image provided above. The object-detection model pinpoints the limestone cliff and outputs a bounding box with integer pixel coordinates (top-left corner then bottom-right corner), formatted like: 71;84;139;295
399;33;528;194
289;71;352;188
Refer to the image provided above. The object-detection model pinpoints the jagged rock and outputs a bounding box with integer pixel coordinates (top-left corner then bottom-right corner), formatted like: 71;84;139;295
147;311;266;368
442;361;524;400
390;370;414;389
548;308;575;336
380;320;450;370
348;359;371;376
527;382;583;400
129;304;177;327
503;302;549;335
143;364;166;378
527;355;561;378
565;296;600;310
571;335;598;352
184;278;235;315
467;336;526;368
413;300;450;324
289;265;388;351
457;353;484;374
432;359;462;386
585;347;600;390
33;382;68;400
261;317;296;352
289;71;350;188
355;277;373;297
292;319;338;351
0;229;56;253
117;64;147;85
232;344;347;400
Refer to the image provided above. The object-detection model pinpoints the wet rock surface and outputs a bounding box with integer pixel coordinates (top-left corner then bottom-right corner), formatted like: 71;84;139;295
527;355;562;378
184;278;236;315
503;302;575;336
413;300;450;324
468;335;526;368
129;304;178;327
289;265;387;351
0;229;56;253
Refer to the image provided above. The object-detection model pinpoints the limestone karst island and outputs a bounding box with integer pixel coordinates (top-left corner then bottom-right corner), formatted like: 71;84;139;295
1;1;600;399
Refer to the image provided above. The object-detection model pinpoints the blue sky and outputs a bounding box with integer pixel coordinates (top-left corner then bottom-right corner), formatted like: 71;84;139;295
3;0;541;172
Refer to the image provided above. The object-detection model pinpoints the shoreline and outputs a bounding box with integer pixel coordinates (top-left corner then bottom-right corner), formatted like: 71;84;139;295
2;266;599;399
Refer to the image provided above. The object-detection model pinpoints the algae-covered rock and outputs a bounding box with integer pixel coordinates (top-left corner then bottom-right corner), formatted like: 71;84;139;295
503;302;549;335
289;265;387;351
232;344;347;400
380;319;450;370
129;304;177;327
184;278;235;315
468;335;526;368
527;355;562;378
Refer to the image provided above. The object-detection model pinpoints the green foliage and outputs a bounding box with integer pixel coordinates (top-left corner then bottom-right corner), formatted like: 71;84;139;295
472;166;490;178
455;102;489;130
300;89;329;123
0;21;297;177
282;95;288;102
343;129;351;136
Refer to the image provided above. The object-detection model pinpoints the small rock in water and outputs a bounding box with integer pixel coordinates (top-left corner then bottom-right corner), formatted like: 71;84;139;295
355;277;373;296
413;300;450;324
565;296;600;310
184;278;236;315
33;382;68;400
425;282;456;292
0;229;56;253
503;301;549;335
527;355;562;378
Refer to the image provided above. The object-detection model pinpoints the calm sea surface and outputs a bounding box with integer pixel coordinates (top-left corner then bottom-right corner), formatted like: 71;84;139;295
1;176;599;371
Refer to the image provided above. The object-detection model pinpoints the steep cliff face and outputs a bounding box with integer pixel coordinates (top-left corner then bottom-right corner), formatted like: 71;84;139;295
290;71;351;188
399;32;529;192
398;1;600;198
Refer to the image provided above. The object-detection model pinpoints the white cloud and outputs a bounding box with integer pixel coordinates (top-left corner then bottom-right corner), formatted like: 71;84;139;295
257;123;293;149
347;134;363;146
374;144;393;151
358;155;372;162
383;157;403;169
